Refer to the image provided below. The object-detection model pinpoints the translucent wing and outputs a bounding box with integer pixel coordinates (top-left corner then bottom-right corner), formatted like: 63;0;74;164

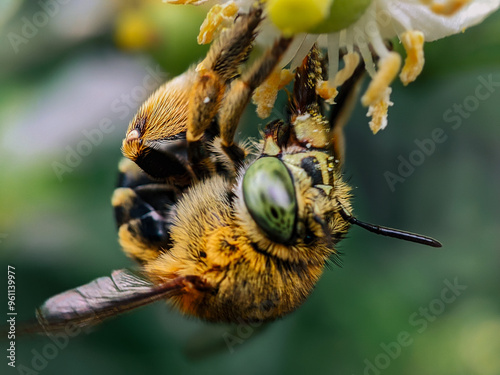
20;269;205;334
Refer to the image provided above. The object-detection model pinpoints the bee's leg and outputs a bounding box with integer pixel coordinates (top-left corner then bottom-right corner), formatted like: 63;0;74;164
113;159;179;263
218;37;292;166
329;56;365;164
186;6;263;175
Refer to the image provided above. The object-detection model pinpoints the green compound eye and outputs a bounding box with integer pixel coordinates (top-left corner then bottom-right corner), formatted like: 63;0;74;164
242;157;297;244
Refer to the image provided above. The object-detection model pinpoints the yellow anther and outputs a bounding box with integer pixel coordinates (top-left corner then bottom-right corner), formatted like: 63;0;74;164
252;69;294;119
367;88;393;134
278;69;294;89
197;2;239;45
334;52;360;86
399;30;425;86
316;81;338;104
361;52;401;107
420;0;471;16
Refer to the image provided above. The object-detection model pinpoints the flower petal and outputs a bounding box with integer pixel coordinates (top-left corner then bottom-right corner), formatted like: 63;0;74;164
379;0;500;41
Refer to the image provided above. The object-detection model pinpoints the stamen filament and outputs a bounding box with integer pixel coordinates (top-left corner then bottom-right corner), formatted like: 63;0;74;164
327;32;340;86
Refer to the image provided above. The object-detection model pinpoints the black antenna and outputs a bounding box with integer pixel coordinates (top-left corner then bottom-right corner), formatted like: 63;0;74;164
339;206;442;248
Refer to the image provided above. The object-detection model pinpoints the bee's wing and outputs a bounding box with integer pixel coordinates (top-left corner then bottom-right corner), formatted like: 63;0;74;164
23;269;200;334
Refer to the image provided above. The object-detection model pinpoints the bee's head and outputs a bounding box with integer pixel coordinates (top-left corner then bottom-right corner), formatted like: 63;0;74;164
236;154;350;264
236;153;441;265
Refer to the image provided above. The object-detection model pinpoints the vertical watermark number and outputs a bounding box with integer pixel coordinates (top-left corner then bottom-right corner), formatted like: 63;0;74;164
7;265;16;368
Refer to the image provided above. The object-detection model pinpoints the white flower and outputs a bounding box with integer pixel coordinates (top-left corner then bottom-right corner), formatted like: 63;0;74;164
165;0;500;132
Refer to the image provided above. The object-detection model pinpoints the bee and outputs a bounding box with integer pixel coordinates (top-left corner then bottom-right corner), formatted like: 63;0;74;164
27;4;441;333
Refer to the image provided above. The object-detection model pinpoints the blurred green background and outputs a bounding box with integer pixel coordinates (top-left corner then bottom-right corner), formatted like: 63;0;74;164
1;1;499;375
